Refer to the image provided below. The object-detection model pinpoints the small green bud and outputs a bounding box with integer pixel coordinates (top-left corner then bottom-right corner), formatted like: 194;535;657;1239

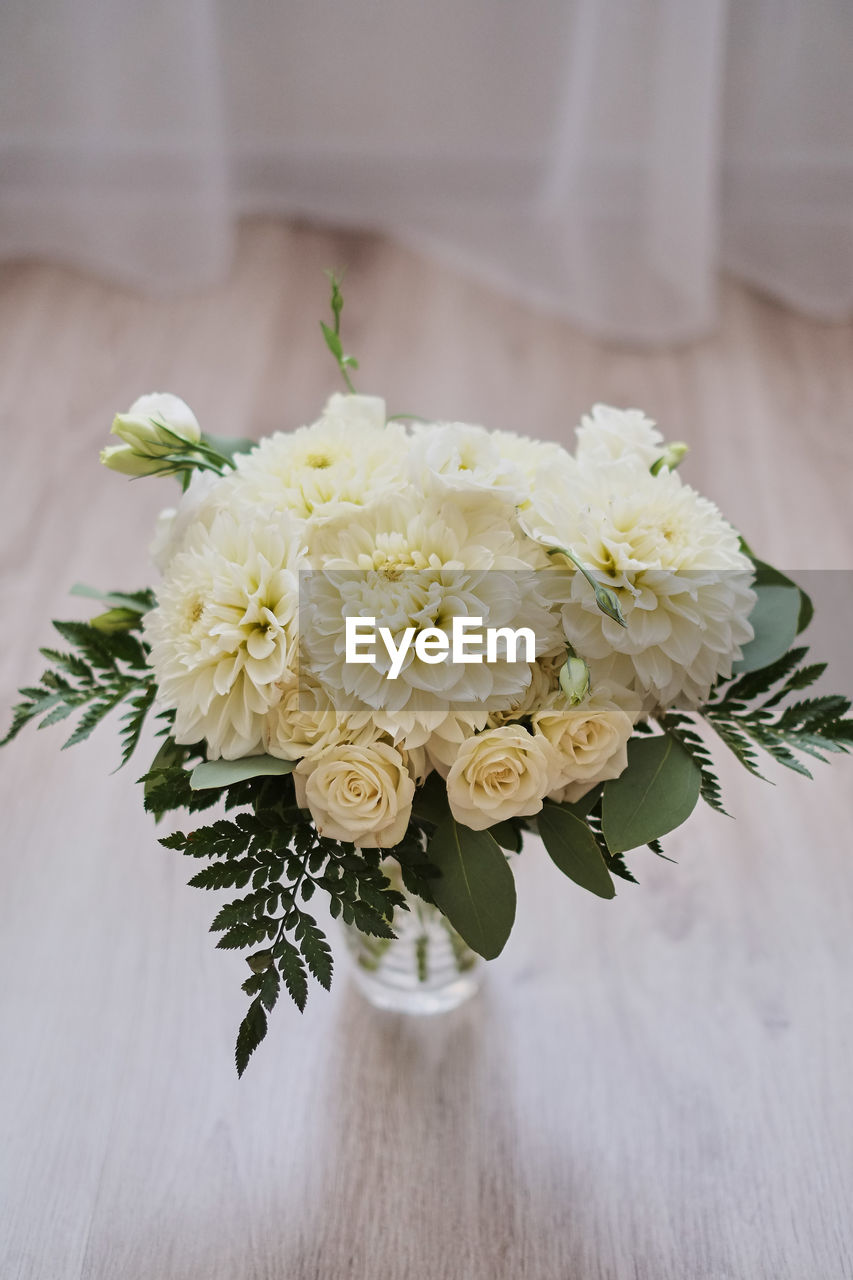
559;655;591;705
247;950;273;974
650;442;689;475
100;444;175;476
90;607;141;633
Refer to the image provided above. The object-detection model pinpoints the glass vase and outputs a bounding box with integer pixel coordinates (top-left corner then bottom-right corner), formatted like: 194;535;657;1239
341;874;483;1015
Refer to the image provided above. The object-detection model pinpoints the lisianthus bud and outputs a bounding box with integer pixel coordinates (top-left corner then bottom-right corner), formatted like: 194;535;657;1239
99;444;176;476
559;655;591;705
90;607;142;633
111;392;201;456
650;442;689;475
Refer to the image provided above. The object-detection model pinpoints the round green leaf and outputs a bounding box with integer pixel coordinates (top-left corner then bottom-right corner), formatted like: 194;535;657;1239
190;756;295;790
602;735;701;854
733;583;802;674
427;818;517;960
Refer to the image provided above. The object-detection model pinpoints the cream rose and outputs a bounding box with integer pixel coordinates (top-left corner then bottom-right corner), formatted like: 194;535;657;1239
264;679;372;761
532;680;641;803
294;741;415;848
445;724;558;831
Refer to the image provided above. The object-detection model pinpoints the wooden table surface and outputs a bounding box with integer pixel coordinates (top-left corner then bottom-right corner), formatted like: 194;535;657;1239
1;222;852;1280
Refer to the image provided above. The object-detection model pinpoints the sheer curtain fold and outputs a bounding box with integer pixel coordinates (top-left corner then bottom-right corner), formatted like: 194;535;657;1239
1;0;850;340
0;0;229;289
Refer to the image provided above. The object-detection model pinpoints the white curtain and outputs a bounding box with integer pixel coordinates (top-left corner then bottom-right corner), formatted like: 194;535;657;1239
1;1;851;342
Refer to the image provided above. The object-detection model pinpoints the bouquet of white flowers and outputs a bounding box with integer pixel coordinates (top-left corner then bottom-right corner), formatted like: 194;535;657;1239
5;278;851;1073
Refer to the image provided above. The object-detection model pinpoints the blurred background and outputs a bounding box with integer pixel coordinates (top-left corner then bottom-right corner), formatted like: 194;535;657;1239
1;0;852;342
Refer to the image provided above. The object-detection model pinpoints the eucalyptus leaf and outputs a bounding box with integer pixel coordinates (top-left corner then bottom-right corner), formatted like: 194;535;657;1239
538;803;615;899
564;784;603;820
70;583;152;613
427;817;516;960
489;820;522;853
190;756;295;790
602;735;701;854
410;771;452;826
739;549;813;638
733;583;802;674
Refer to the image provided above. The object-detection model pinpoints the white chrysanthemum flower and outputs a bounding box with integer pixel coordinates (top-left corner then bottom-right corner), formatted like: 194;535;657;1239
409;422;526;496
301;489;563;746
525;465;755;707
144;509;305;759
492;428;573;485
230;393;409;522
149;469;225;573
575;404;665;471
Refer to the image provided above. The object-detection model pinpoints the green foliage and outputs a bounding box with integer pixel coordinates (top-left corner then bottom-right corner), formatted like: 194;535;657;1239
201;432;256;464
70;583;157;613
546;546;627;628
320;271;359;393
538;803;615;899
657;711;729;816
490;820;523;853
580;794;638;884
1;609;156;765
427;817;517;960
737;548;813;636
190;755;295;789
602;735;702;853
235;996;269;1078
701;646;853;780
733;583;802;674
159;773;410;1072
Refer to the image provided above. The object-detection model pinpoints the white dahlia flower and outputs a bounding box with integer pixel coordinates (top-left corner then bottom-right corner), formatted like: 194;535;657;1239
575;404;665;472
148;469;225;573
408;422;527;497
301;490;563;746
230;393;409;522
144;509;305;759
524;465;755;707
486;659;558;728
491;429;573;486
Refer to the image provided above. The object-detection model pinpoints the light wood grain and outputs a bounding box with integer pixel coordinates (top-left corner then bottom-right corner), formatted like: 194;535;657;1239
1;220;852;1280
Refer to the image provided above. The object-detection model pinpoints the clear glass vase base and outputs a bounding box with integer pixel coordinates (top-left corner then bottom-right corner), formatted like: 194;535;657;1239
349;965;482;1015
342;885;484;1015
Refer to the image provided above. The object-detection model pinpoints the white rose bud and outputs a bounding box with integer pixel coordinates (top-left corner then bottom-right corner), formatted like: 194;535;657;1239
445;725;558;831
294;741;415;849
111;392;201;456
558;655;590;705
